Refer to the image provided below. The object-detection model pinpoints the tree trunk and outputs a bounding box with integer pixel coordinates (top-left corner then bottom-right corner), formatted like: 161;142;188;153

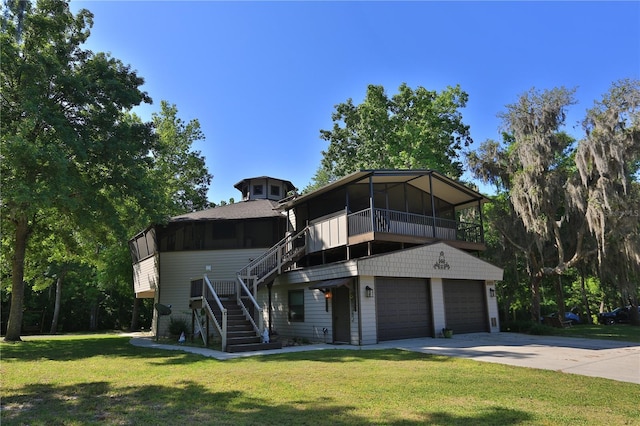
530;275;542;323
628;296;640;326
5;217;30;342
554;274;566;319
49;271;66;334
130;297;140;331
89;301;98;331
579;269;593;324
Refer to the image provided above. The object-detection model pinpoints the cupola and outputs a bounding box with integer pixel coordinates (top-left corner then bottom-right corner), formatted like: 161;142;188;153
233;176;296;201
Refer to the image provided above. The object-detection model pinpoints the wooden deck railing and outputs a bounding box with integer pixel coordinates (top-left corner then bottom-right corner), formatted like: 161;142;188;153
347;207;483;244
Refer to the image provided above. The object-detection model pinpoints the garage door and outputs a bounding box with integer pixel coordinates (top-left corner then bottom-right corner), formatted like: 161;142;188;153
376;278;432;341
443;279;487;334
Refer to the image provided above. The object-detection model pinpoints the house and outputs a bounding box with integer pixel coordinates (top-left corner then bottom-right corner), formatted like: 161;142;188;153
130;170;503;352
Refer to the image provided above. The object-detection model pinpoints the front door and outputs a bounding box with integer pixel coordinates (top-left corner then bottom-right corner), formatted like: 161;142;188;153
332;286;351;343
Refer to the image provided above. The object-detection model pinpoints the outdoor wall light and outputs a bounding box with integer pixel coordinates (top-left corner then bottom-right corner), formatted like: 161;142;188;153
489;288;496;298
324;290;331;312
365;286;374;298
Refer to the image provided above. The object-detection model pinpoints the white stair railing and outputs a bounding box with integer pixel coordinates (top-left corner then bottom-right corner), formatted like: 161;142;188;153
236;276;263;335
201;274;228;350
237;226;308;286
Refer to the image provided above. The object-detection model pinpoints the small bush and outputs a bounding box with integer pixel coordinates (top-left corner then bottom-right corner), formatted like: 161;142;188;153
168;316;190;336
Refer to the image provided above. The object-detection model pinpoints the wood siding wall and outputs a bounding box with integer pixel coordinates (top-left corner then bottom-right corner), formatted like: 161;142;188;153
261;283;333;343
133;255;158;297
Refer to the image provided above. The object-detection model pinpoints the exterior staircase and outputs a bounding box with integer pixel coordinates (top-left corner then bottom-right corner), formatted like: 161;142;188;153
190;226;308;353
223;298;282;353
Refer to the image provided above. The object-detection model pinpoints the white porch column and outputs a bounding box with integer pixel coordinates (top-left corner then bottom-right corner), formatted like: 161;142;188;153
430;278;447;336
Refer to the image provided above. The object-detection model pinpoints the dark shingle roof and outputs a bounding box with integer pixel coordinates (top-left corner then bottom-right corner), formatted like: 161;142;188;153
170;199;283;222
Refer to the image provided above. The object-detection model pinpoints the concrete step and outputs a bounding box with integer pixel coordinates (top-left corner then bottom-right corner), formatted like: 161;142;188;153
227;336;262;345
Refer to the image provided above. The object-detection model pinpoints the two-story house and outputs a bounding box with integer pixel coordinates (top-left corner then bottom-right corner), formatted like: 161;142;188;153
130;170;503;352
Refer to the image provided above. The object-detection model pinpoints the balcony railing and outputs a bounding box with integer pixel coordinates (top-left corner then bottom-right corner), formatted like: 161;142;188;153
347;207;483;244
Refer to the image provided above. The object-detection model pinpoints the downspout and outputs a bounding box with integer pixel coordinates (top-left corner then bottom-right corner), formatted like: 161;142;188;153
357;279;363;345
154;251;162;342
428;173;437;238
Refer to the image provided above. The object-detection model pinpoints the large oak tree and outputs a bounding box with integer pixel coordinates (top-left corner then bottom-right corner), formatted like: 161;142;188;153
1;0;156;341
468;81;639;322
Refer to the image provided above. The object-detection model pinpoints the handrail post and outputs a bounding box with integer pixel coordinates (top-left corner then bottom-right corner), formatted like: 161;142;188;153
221;309;227;351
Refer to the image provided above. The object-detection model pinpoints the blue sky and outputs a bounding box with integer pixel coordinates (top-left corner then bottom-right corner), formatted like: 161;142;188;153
70;1;640;203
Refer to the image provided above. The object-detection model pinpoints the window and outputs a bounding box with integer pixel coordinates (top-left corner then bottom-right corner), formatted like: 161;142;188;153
270;185;280;197
253;184;263;195
288;290;305;322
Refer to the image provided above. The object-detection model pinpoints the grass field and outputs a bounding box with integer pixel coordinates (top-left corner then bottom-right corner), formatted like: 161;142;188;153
2;332;639;425
545;323;640;343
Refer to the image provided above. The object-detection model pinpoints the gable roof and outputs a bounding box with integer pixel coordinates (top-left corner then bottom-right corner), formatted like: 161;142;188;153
171;199;284;222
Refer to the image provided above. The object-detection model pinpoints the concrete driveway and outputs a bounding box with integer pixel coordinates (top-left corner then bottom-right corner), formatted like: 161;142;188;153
130;332;640;384
385;333;640;384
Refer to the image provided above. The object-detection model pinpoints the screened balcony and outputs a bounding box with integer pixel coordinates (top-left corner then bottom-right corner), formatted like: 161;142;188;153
283;170;487;256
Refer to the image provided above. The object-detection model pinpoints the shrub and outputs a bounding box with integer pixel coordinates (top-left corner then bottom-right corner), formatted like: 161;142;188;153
501;320;536;333
528;323;554;335
168;316;190;336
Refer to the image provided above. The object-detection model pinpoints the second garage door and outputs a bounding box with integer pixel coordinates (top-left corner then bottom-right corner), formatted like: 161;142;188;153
443;279;487;334
376;278;432;341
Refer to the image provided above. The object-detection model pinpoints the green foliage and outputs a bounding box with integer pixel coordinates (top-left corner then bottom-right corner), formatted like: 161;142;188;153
168;315;190;336
150;101;211;215
467;82;640;324
316;83;472;185
1;2;211;339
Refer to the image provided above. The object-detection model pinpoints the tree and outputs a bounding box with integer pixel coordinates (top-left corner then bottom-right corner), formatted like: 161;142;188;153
468;87;596;322
571;79;640;324
316;83;472;183
121;103;211;330
150;101;211;214
1;0;155;341
469;82;639;324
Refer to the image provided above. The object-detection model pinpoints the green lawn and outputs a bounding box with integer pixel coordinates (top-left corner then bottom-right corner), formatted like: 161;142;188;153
2;334;639;425
547;323;640;343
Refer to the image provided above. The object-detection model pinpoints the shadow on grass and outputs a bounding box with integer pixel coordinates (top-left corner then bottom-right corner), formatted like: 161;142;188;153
0;335;200;363
243;348;454;364
1;379;533;425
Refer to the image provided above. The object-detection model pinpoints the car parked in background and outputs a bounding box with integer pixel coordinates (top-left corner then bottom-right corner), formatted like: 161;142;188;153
598;306;640;325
